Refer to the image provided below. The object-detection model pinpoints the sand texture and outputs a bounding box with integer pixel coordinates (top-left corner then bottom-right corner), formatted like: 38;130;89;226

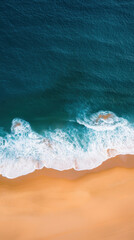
0;155;134;240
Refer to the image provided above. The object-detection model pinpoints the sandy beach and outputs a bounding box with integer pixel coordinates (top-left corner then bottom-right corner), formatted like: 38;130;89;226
0;154;134;240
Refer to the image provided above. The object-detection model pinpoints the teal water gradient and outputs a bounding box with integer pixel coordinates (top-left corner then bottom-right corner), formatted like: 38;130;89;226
0;0;134;178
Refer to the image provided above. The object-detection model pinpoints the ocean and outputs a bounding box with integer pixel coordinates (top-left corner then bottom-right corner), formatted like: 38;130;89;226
0;0;134;178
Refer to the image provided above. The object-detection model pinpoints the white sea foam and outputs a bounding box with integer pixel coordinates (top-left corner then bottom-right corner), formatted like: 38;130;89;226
0;111;134;178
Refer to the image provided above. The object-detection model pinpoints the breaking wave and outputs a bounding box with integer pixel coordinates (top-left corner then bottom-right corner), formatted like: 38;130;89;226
0;111;134;178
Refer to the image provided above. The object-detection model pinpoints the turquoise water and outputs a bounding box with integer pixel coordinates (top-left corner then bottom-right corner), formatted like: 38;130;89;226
0;0;134;178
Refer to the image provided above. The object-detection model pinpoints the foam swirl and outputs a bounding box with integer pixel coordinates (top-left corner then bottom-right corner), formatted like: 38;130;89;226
0;111;134;178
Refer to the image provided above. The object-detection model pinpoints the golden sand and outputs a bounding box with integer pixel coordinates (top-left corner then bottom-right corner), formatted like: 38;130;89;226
96;113;113;122
0;155;134;240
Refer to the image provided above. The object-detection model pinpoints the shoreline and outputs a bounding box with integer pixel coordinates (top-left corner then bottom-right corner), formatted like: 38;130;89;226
1;154;134;182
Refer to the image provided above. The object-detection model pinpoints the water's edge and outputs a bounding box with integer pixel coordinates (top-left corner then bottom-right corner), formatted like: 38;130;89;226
0;111;134;179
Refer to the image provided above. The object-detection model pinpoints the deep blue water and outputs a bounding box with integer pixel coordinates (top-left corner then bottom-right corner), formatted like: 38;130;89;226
0;0;134;178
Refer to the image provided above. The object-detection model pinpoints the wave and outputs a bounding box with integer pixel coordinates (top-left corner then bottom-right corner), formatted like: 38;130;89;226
0;111;134;178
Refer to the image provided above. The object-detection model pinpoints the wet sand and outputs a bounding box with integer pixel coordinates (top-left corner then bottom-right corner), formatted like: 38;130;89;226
0;155;134;240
